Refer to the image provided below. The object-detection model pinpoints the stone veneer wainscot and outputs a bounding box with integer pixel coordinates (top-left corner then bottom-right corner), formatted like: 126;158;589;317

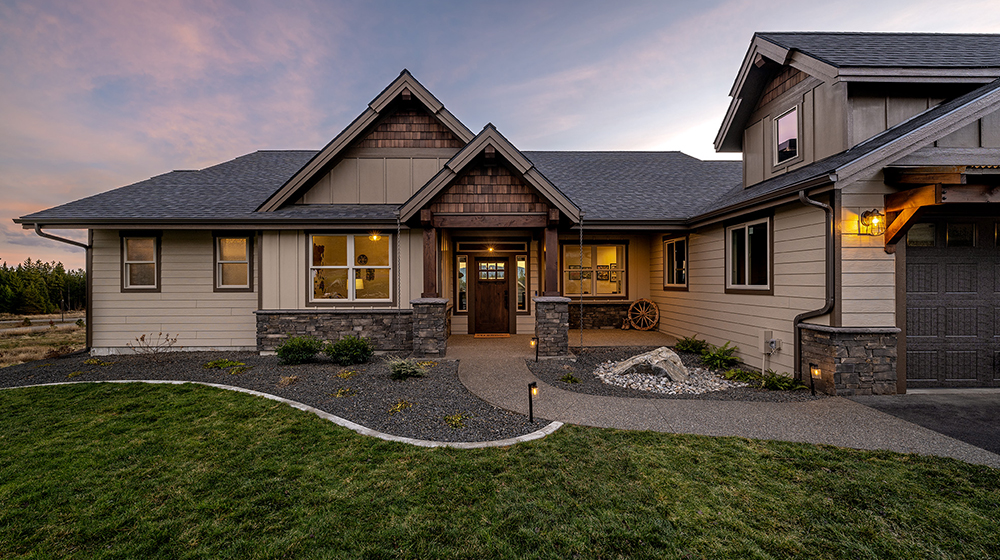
800;324;900;396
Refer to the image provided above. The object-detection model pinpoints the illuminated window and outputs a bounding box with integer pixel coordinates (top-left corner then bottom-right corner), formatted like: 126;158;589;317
516;254;528;311
310;234;391;302
215;236;252;290
562;244;625;297
456;255;468;311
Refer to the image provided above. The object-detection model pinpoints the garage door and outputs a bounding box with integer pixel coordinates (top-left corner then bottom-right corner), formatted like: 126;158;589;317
906;217;1000;387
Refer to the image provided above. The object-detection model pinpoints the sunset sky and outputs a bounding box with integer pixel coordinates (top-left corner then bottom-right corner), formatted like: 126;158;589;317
3;0;1000;270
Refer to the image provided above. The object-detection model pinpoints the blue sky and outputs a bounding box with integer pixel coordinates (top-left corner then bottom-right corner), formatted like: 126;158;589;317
3;0;1000;269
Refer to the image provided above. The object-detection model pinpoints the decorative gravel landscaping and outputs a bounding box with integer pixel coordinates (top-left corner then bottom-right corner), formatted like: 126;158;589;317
529;346;826;402
0;351;543;443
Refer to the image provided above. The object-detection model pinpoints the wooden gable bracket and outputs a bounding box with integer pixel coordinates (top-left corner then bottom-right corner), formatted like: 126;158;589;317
883;182;1000;253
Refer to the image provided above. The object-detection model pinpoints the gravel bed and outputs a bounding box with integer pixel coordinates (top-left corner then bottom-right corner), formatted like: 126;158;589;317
0;351;541;443
529;346;825;402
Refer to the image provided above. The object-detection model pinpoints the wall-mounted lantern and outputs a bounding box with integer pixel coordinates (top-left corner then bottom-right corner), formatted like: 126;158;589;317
859;210;886;236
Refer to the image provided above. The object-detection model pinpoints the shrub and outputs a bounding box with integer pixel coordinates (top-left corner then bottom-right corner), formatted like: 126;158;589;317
560;373;580;384
674;335;709;354
701;341;740;370
203;359;245;369
126;333;179;362
388;357;427;381
444;412;471;429
275;335;324;365
761;369;807;391
21;318;31;327
388;399;412;415
325;335;375;365
75;318;86;327
723;368;757;383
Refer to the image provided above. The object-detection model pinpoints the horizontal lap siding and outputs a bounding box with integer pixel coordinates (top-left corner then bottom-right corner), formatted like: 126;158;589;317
650;203;827;374
841;172;897;327
260;229;423;311
91;230;258;350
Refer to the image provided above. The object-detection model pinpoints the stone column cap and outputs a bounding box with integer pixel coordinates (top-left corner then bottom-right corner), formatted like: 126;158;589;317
798;323;901;334
533;296;572;303
410;298;450;305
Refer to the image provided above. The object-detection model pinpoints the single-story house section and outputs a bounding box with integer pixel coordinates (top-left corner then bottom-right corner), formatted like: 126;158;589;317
17;32;1000;395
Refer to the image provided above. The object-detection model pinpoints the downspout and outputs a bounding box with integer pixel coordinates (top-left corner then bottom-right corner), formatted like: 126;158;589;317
33;224;92;351
793;191;835;391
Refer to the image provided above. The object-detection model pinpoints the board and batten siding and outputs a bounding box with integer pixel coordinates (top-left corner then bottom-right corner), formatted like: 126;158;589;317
259;229;424;310
90;230;258;352
294;157;448;205
650;203;828;374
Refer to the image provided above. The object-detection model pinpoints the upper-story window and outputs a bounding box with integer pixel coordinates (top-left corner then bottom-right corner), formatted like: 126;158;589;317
774;107;798;165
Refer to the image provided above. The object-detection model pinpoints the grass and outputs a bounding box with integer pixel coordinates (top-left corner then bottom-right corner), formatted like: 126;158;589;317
0;383;998;559
0;325;85;368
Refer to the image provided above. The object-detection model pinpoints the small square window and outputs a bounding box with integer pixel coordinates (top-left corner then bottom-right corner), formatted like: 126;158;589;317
215;235;253;291
121;235;160;291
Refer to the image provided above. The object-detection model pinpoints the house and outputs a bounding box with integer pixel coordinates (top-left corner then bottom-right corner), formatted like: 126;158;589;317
16;32;1000;395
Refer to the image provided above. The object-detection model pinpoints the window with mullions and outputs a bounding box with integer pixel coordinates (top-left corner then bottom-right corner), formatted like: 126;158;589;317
562;244;625;297
310;234;391;302
215;236;252;291
663;237;687;289
121;235;159;291
726;218;769;291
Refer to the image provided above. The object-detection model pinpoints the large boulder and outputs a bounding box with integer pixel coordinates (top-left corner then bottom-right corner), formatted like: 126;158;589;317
608;347;689;382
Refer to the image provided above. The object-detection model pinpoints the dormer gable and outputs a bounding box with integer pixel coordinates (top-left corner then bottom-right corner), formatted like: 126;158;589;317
256;70;474;211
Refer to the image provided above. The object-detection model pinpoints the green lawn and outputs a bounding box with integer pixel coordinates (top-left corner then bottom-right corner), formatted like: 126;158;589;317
1;383;997;559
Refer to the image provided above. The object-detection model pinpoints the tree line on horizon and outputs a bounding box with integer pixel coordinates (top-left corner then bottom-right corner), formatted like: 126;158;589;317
0;259;86;315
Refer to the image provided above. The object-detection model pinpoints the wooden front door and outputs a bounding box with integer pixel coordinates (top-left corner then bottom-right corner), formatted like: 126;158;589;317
474;257;510;333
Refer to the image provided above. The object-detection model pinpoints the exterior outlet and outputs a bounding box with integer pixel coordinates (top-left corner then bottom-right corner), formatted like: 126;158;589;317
759;330;781;354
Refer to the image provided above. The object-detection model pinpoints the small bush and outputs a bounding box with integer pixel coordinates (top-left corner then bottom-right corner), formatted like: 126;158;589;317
83;358;115;366
333;387;355;398
228;366;252;375
325;335;375;366
674;335;709;354
75;318;86;327
560;373;580;384
21;318;31;327
126;332;180;362
702;341;740;370
444;412;471;429
388;358;427;381
204;359;245;369
275;335;324;365
67;371;84;379
761;369;807;391
336;369;357;379
388;399;412;415
723;368;757;383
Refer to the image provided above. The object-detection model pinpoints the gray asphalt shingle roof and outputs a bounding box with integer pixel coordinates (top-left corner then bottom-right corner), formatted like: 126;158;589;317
757;32;1000;69
702;77;1000;216
523;152;741;221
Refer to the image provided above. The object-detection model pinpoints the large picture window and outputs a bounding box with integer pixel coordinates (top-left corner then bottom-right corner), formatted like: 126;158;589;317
121;234;160;292
215;235;252;291
311;233;391;302
663;237;687;289
562;244;626;297
726;218;770;291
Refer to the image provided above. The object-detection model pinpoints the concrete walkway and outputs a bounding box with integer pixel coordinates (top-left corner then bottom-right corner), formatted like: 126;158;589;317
448;334;1000;468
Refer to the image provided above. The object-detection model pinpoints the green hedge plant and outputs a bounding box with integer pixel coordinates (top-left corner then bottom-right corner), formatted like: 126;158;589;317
325;335;375;365
275;335;324;365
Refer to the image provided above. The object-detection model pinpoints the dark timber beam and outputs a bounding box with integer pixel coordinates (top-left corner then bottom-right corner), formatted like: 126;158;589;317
884;207;924;254
421;210;438;298
884;184;941;213
884;166;966;186
430;214;547;229
543;226;559;296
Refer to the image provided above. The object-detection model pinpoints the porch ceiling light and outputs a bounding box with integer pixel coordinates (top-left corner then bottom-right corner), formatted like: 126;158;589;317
368;231;382;242
859;210;886;236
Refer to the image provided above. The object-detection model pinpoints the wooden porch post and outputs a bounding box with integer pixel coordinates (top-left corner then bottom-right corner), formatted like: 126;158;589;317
543;208;560;296
421;209;439;298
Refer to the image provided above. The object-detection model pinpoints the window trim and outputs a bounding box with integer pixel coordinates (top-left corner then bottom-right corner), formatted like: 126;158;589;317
120;232;161;293
725;217;773;295
662;235;688;291
559;241;629;300
515;254;530;314
306;232;394;307
772;105;803;169
213;233;254;293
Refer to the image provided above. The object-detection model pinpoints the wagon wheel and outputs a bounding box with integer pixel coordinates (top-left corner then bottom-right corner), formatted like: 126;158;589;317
628;298;659;331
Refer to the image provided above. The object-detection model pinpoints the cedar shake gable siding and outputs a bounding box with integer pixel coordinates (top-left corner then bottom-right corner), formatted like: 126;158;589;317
429;164;549;215
355;109;465;149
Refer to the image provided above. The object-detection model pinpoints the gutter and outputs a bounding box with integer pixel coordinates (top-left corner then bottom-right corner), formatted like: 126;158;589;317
32;224;92;352
793;190;835;392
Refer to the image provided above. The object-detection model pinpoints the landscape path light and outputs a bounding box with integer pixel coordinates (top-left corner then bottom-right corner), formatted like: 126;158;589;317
528;382;538;423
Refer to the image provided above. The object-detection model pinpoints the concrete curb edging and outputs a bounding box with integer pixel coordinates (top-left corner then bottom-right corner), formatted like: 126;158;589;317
3;380;564;449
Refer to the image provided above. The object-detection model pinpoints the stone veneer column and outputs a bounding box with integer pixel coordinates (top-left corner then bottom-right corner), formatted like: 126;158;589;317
533;296;571;357
410;298;450;357
799;324;900;396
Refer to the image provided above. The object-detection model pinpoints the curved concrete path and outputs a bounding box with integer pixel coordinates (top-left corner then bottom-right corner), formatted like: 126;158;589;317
449;335;1000;468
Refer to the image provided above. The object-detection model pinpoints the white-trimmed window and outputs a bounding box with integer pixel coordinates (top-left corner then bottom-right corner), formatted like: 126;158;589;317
774;107;798;165
122;236;159;291
726;218;770;290
215;236;252;291
562;244;626;297
311;233;392;302
663;237;687;289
